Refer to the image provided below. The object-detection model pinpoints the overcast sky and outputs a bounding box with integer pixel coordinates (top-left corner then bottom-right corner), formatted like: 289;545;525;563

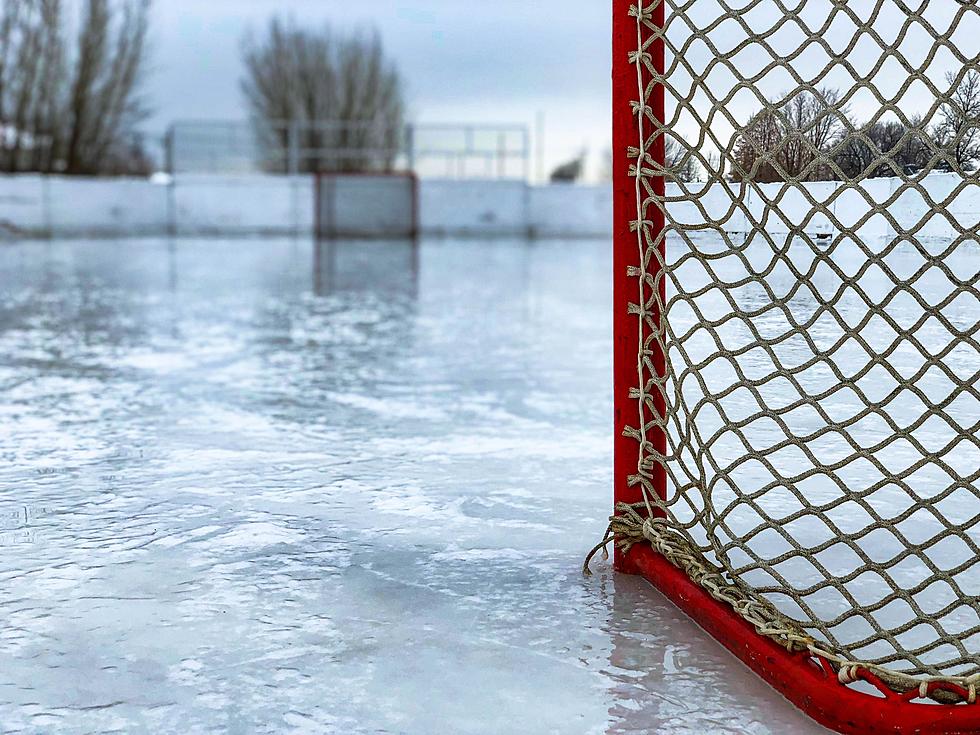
149;0;611;178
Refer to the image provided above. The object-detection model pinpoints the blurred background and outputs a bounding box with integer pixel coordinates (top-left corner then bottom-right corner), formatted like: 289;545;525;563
0;0;611;182
0;0;614;239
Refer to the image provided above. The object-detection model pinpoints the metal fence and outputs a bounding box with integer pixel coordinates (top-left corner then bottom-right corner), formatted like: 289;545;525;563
165;120;530;179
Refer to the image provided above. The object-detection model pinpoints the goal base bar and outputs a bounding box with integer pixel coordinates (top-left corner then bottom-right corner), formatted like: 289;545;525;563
617;545;980;735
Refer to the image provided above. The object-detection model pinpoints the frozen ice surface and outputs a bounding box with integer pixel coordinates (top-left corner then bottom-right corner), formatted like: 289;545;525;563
0;237;825;734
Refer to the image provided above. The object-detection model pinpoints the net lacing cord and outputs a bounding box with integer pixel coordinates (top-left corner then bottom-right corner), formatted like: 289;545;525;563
588;0;980;705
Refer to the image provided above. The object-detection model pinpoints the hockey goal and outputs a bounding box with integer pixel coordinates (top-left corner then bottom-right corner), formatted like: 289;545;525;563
314;172;418;239
604;2;980;733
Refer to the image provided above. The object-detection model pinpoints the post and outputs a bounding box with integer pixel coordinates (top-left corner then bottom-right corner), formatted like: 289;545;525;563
165;126;177;237
612;0;666;572
164;126;175;176
523;127;531;182
497;131;506;178
287;120;300;175
405;123;416;173
461;126;473;178
535;111;545;184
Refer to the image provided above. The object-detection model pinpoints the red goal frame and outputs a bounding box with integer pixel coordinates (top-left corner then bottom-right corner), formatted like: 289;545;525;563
611;2;980;733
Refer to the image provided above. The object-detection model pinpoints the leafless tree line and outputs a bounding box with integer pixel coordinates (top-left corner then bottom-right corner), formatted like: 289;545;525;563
241;18;405;174
0;0;151;175
665;138;702;183
731;71;980;183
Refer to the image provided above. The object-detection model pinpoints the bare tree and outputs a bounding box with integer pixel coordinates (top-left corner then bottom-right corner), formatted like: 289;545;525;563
933;70;980;173
665;137;701;182
64;0;151;174
731;107;784;183
779;88;847;180
869;119;932;175
241;18;405;174
835;118;931;180
0;0;61;172
29;0;66;172
0;0;151;175
731;88;847;182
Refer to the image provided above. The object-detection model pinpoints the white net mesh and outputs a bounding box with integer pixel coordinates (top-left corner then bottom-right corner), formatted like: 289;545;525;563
619;0;980;701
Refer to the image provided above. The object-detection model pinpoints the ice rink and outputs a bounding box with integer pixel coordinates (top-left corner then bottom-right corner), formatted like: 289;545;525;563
0;237;828;734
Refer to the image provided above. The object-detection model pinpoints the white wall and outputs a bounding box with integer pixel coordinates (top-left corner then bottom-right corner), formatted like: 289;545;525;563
0;175;171;236
667;174;979;242
49;177;169;236
174;174;311;236
420;179;530;236
0;176;46;235
0;172;975;241
528;184;612;237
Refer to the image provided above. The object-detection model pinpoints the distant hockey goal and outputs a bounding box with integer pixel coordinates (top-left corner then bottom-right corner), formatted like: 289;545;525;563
604;1;980;733
314;172;418;238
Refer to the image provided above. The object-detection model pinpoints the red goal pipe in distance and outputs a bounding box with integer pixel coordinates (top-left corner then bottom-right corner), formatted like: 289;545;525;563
609;2;980;733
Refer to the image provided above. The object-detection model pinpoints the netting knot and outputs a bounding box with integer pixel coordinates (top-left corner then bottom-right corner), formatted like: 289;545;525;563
582;502;651;575
838;665;862;685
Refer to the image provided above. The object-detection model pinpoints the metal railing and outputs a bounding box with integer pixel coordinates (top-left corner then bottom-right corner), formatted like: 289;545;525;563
165;119;530;179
